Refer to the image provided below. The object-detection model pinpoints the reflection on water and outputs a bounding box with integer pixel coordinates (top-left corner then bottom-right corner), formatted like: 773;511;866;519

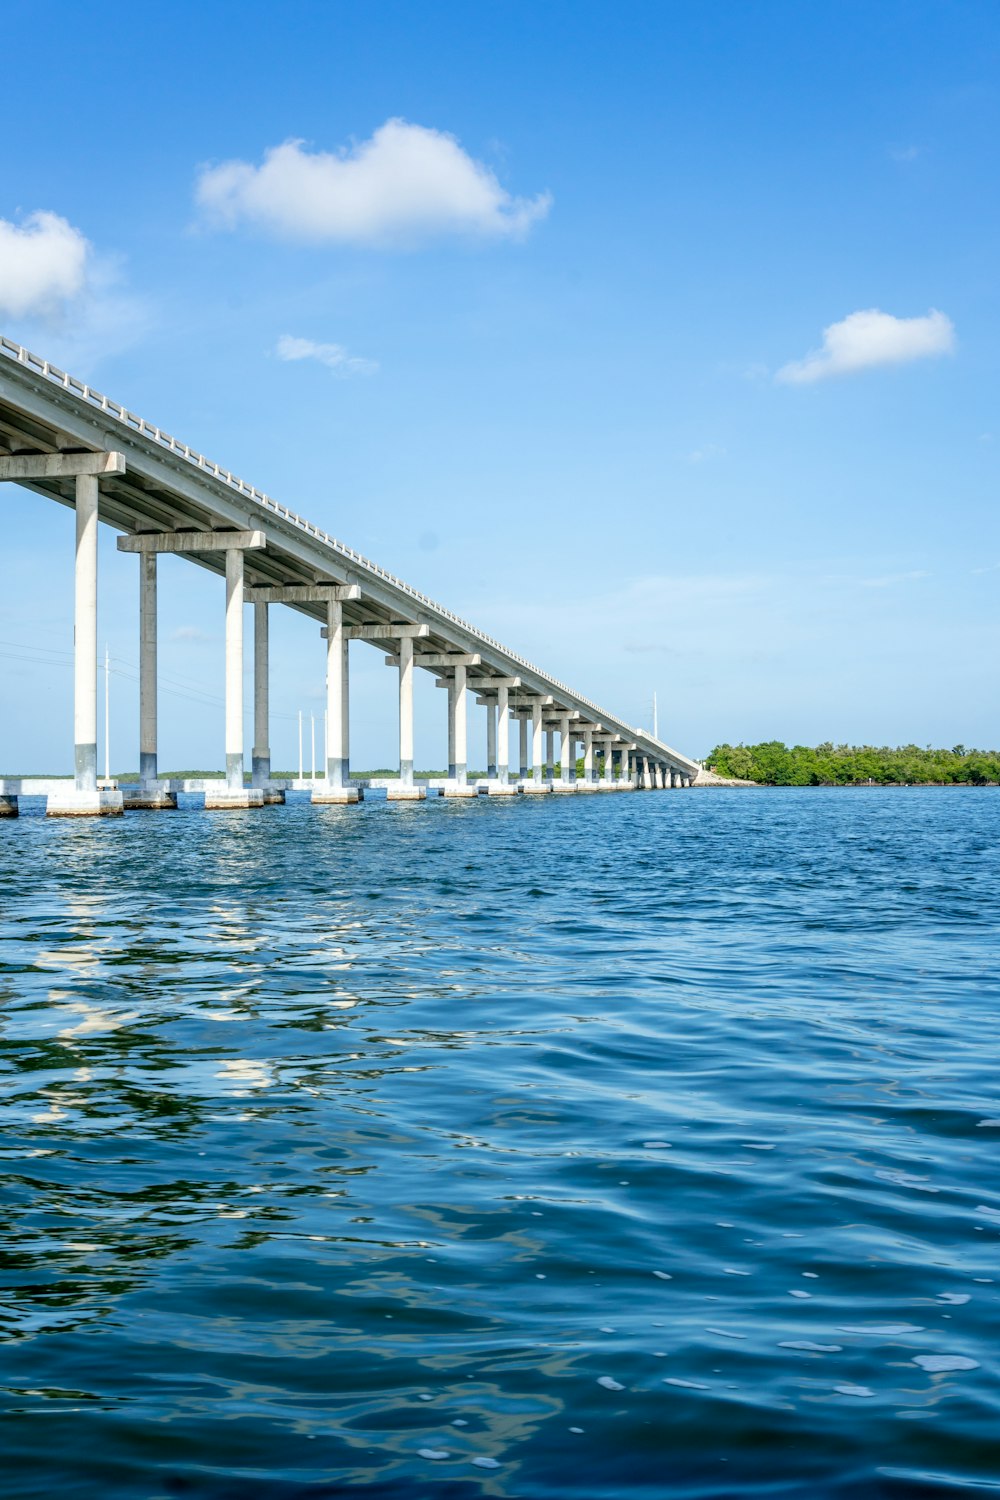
1;789;999;1497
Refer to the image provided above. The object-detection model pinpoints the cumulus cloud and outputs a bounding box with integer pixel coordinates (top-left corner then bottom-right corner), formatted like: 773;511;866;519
776;308;955;385
275;334;378;375
0;211;89;320
196;120;551;245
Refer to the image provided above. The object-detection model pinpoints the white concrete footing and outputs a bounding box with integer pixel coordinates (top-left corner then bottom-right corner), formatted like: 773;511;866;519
261;789;286;805
597;781;616;791
47;787;125;817
387;785;427;800
443;785;478;799
576;781;600;793
312;785;363;804
205;787;265;809
123;786;178;810
522;781;552;794
551;779;577;793
486;782;519;796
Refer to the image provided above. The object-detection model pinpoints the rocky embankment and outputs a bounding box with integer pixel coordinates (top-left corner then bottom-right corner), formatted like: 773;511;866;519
692;768;758;788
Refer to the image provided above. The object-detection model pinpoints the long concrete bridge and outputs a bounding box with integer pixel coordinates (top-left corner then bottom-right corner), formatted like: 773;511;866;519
0;335;699;816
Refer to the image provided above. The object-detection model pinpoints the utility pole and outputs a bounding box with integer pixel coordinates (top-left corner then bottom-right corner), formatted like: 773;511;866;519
653;691;658;741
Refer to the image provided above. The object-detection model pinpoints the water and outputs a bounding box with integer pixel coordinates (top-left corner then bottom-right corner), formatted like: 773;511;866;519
2;787;999;1498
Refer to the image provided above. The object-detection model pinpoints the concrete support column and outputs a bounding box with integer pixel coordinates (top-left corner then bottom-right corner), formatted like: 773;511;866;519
454;665;467;784
74;473;99;792
642;755;653;790
486;699;497;778
252;601;270;787
447;679;457;778
561;717;576;784
518;714;529;780
583;728;594;783
326;599;345;787
655;763;664;790
139;552;157;785
545;729;554;780
399;636;414;786
312;603;359;804
224;548;245;790
497;686;509;784
387;635;425;800
531;701;543;786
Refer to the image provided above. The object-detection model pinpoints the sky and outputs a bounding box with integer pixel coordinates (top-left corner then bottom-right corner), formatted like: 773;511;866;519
1;0;998;772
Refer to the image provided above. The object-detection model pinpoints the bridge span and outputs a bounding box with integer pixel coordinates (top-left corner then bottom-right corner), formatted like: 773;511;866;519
0;335;699;816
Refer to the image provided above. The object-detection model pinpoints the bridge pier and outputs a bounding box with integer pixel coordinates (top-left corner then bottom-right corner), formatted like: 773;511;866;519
314;600;361;803
553;717;575;789
444;663;476;796
387;635;425;800
206;547;263;808
0;795;18;817
523;699;551;792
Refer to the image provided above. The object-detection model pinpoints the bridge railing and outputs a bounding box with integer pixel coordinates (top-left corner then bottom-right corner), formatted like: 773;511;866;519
0;334;686;761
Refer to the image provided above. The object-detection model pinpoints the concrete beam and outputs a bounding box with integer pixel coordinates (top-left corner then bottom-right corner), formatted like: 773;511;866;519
118;529;266;554
245;583;361;604
0;451;126;480
385;653;482;668
338;623;430;640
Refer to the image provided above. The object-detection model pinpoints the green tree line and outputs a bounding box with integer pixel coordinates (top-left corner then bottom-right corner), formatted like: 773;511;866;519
706;741;1000;786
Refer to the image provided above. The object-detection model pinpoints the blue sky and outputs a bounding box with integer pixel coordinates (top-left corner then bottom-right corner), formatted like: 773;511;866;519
1;0;998;771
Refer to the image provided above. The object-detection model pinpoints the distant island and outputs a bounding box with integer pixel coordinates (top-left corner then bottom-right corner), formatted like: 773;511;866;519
706;742;1000;786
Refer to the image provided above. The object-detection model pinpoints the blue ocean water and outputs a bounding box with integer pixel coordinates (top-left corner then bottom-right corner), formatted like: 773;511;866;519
1;787;998;1499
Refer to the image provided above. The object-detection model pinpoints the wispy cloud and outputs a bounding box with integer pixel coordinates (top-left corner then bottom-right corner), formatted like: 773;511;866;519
776;308;955;385
196;120;551;246
275;334;378;376
889;144;920;163
171;625;210;643
858;570;929;588
685;444;726;465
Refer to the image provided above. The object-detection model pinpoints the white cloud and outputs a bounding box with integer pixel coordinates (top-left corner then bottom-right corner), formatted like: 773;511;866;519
275;334;378;376
195;120;551;245
0;211;89;320
776;308;955;385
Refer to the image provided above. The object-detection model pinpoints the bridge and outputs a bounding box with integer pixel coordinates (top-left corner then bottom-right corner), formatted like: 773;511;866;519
0;335;699;816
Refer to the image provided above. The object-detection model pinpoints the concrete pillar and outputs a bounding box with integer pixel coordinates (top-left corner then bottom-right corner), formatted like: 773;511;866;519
447;679;457;778
545;728;554;780
313;605;360;804
252;601;270;787
387;635;425;800
224;548;244;790
497;686;509;784
655;763;664;790
74;473;99;792
140;552;157;784
559;716;576;785
486;699;497;778
583;728;594;782
205;547;262;808
519;714;529;780
643;755;653;790
398;635;415;786
46;473;124;816
531;701;543;785
454;664;467;784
